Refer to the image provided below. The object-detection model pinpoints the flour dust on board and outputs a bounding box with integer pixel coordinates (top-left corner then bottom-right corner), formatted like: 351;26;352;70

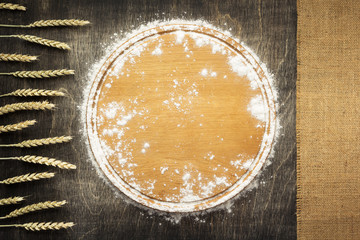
84;20;278;213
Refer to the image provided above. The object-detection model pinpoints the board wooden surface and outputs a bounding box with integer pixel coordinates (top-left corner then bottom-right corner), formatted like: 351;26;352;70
88;23;278;212
0;0;296;239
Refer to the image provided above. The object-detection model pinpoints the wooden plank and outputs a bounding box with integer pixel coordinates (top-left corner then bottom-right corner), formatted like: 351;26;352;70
0;0;296;239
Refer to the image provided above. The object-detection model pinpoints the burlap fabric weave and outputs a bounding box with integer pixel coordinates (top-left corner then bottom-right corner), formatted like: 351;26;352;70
297;0;360;239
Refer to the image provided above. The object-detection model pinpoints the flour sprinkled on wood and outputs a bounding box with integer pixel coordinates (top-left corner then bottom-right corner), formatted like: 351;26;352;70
82;20;279;214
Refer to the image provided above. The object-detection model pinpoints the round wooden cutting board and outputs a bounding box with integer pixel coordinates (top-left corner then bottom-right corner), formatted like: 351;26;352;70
86;23;277;212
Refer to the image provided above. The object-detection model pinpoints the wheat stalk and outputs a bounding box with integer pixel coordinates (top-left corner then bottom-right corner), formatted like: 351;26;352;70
0;200;66;219
27;19;90;27
0;69;74;78
0;101;55;115
0;3;26;11
0;35;70;50
0;172;55;184
0;155;76;169
0;19;90;28
0;222;74;231
0;196;25;205
0;136;73;148
0;89;65;97
0;120;36;133
0;53;37;62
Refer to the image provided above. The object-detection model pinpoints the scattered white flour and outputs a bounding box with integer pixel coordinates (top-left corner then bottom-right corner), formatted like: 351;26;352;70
228;56;248;77
215;176;230;186
175;31;185;44
118;157;127;167
160;167;168;174
247;95;266;122
182;172;191;181
200;69;217;78
180;172;200;202
192;34;210;47
200;68;208;76
103;102;121;119
81;19;279;217
242;159;253;169
152;44;163;55
117;113;133;126
228;56;258;90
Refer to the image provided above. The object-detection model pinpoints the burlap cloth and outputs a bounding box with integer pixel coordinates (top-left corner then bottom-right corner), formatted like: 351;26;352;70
297;0;360;239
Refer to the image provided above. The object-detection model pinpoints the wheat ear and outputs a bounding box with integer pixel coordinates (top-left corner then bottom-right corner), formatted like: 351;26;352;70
0;19;90;28
0;3;26;11
0;196;25;205
27;19;90;27
0;200;66;219
0;155;76;169
0;89;65;97
0;101;55;115
0;53;37;62
0;69;74;78
0;222;74;231
0;35;70;50
0;136;72;148
0;172;55;184
0;120;36;133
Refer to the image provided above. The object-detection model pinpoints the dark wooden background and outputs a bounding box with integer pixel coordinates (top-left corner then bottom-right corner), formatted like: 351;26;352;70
0;0;296;239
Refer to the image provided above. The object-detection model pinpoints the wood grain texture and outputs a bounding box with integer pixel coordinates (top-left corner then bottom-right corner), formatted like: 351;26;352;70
0;0;296;239
89;24;277;212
